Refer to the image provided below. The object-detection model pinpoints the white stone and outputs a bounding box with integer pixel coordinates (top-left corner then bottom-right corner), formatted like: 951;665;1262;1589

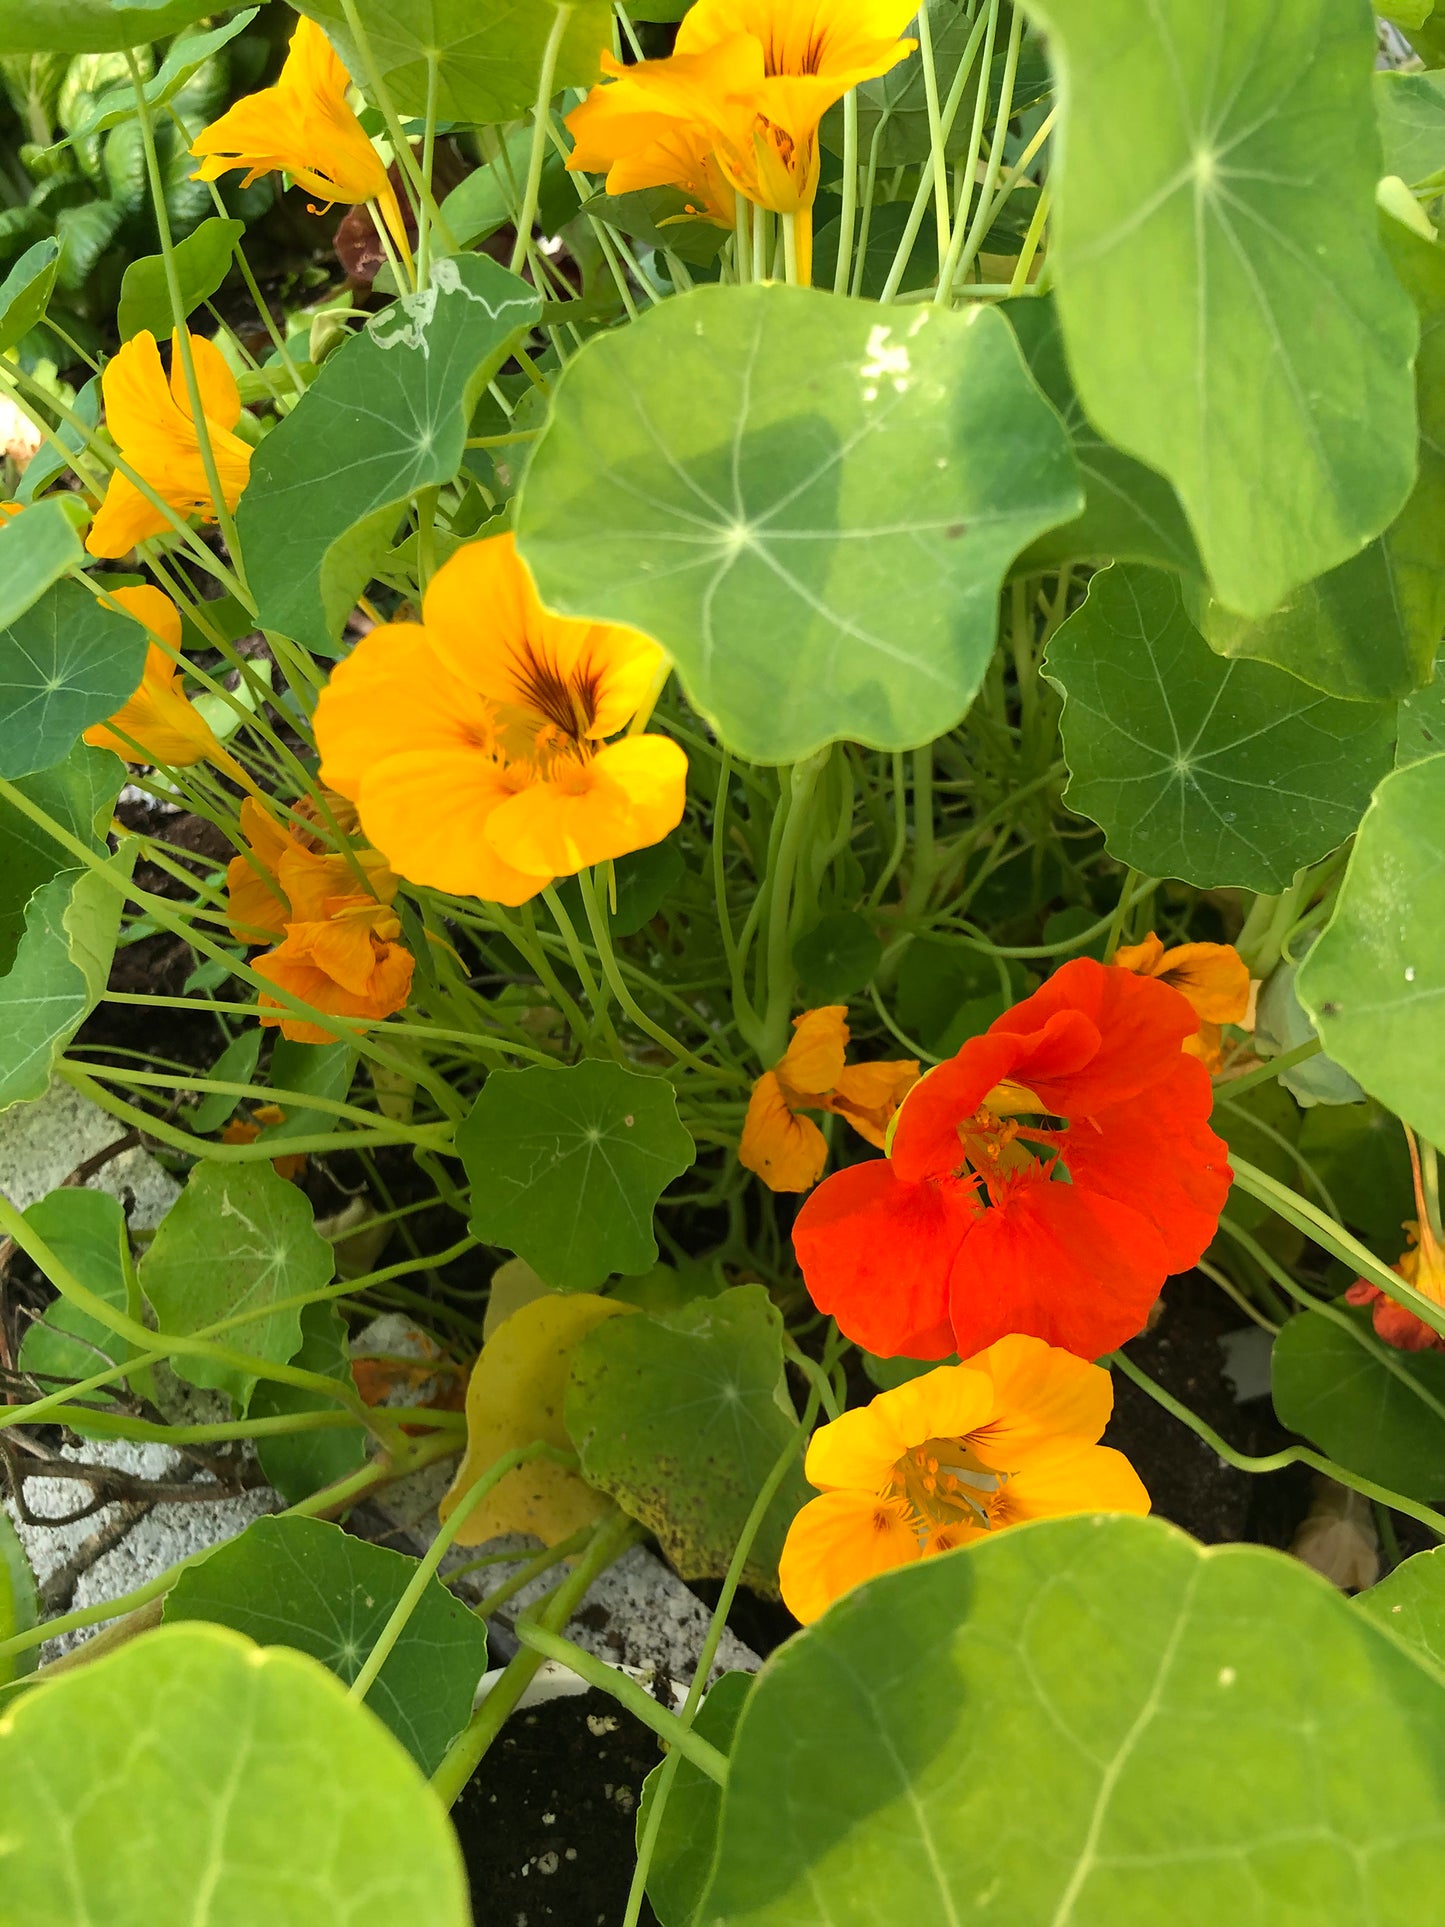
0;1080;181;1230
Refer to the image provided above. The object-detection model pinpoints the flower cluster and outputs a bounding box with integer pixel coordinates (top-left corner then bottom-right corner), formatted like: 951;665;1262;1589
565;0;919;280
313;533;688;906
227;797;414;1046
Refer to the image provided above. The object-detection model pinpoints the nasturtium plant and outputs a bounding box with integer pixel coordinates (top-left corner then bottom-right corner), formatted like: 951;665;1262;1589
5;0;1445;1914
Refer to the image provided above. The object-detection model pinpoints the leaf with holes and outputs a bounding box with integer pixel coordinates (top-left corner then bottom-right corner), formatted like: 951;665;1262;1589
1271;1309;1445;1501
1043;565;1396;890
292;0;612;124
1026;0;1418;616
565;1285;810;1595
516;283;1082;763
457;1059;695;1292
164;1516;488;1774
0;572;147;778
238;254;540;654
700;1514;1445;1925
1297;755;1445;1148
0;1622;471;1923
139;1162;335;1410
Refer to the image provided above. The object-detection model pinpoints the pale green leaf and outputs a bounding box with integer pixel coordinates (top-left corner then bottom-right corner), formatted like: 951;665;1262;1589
1356;1547;1445;1676
16;1188;136;1415
0;0;212;53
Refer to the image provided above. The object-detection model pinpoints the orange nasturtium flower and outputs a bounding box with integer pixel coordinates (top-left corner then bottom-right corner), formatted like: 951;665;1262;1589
86;331;252;559
83;586;222;767
226;798;414;1046
740;1005;919;1192
1347;1130;1445;1353
1113;932;1252;1073
313;532;688;907
779;1333;1150;1624
566;0;918;275
191;15;408;257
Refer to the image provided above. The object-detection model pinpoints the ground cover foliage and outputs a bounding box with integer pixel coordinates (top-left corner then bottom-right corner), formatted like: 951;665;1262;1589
0;1;1444;1921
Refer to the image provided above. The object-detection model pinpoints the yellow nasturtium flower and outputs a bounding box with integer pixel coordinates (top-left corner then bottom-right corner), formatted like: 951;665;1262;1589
190;16;408;256
83;585;222;768
85;331;251;559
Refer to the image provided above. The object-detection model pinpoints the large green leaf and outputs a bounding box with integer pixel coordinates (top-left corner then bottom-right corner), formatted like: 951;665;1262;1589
1356;1547;1445;1676
1297;756;1445;1146
0;740;119;972
700;1514;1445;1925
1043;565;1396;890
66;11;258;145
1006;295;1199;576
139;1161;335;1408
565;1284;809;1594
1025;0;1419;616
164;1515;489;1775
0;0;215;53
238;254;540;653
638;1671;751;1927
1377;70;1445;187
516;283;1082;763
0;846;134;1114
0;1622;471;1924
0;500;86;640
0;572;147;778
458;1059;695;1292
249;1300;369;1503
0;239;59;354
16;1187;137;1418
1198;217;1445;703
1396;649;1445;767
292;0;611;124
117;215;243;341
1271;1309;1445;1501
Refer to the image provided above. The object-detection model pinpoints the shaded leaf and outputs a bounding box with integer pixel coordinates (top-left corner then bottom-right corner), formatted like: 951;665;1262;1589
164;1516;487;1774
16;1188;136;1420
249;1301;369;1505
1377;69;1445;187
0;1622;471;1922
1044;565;1396;890
0;741;119;973
638;1671;751;1927
458;1059;695;1292
1272;1309;1445;1501
516;284;1082;763
0;1513;37;1686
565;1284;809;1595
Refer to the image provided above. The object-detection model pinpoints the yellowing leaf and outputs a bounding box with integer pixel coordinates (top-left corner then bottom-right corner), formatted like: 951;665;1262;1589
438;1293;632;1548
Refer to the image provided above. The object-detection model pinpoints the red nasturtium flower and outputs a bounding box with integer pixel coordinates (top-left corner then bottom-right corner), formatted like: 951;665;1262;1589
1114;932;1252;1074
778;1334;1150;1623
1347;1130;1445;1353
793;957;1232;1360
227;797;414;1045
740;1005;918;1192
313;533;688;906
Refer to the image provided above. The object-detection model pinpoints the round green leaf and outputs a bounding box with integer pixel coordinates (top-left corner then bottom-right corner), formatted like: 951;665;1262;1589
1297;756;1445;1147
237;254;540;653
0;1622;471;1924
0;0;215;53
292;0;611;123
165;1515;489;1775
0;572;147;779
1044;564;1396;889
565;1284;810;1595
1271;1309;1445;1500
516;283;1082;764
1397;649;1445;768
139;1161;336;1408
457;1059;696;1292
1356;1547;1445;1676
793;911;882;1003
1027;0;1419;616
700;1513;1445;1925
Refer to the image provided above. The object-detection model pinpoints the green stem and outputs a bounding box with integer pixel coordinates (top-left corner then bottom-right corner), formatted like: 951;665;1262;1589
759;750;829;1062
510;5;572;275
577;870;722;1075
936;1;1023;300
833;88;859;296
1215;1037;1321;1100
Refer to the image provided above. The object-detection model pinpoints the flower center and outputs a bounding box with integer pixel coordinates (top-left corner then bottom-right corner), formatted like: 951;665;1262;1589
954;1081;1065;1202
886;1436;1008;1541
499;638;601;772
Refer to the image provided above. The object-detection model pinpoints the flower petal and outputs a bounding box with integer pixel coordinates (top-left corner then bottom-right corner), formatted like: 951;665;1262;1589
779;1005;849;1098
356;747;551;904
739;1072;829;1192
826;1057;920;1148
483;734;687;878
103;583;183;651
962;1333;1115;1465
989;957;1199;1115
778;1489;919;1625
85;468;172;558
314;622;495;802
992;1440;1150;1526
168;330;242;432
803;1401;913;1493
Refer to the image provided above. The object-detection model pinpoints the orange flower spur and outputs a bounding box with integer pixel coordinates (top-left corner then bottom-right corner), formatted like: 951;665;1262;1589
226;798;413;1045
792;957;1233;1362
85;330;251;559
740;1005;918;1192
566;0;918;277
313;532;688;907
190;15;408;257
1114;931;1252;1073
83;586;222;768
778;1333;1150;1624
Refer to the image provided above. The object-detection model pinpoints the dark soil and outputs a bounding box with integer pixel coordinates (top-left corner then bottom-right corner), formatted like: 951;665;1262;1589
452;1688;663;1927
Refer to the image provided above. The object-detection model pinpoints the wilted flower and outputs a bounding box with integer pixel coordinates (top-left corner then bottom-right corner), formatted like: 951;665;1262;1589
1114;931;1252;1073
740;1005;918;1192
